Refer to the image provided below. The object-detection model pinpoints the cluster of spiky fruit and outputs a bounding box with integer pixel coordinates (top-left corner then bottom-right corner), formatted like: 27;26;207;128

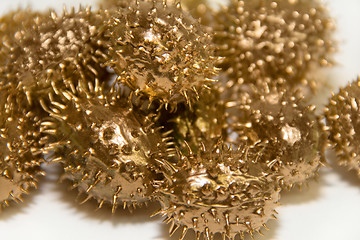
0;0;338;239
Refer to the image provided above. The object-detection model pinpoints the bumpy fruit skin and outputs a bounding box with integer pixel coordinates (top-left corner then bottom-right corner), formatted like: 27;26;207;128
40;82;175;211
0;10;44;92
0;86;44;212
325;78;360;176
0;8;110;106
214;0;335;90
105;0;218;108
226;84;327;189
154;141;280;240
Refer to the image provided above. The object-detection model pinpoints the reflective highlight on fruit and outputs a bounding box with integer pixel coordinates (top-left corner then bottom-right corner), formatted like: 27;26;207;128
325;77;360;176
214;0;335;90
154;141;280;240
0;86;44;211
40;82;175;211
105;0;218;107
226;84;327;189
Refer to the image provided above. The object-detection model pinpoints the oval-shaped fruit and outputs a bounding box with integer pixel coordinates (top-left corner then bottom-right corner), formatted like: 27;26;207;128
226;84;327;189
41;83;175;212
154;141;280;240
105;0;218;107
325;77;360;176
0;8;110;106
214;0;335;90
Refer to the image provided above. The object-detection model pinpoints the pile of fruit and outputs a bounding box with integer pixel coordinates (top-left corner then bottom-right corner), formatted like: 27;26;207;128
1;0;358;239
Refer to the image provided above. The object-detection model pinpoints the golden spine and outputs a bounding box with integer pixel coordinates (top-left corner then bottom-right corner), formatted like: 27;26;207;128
325;77;360;176
213;0;335;91
104;0;218;108
154;141;280;240
226;84;327;189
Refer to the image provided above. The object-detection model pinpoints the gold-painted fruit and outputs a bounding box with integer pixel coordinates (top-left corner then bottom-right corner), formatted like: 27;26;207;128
226;84;327;189
105;0;218;107
214;0;335;90
0;87;44;212
0;8;110;106
40;83;175;212
154;141;280;240
325;77;360;176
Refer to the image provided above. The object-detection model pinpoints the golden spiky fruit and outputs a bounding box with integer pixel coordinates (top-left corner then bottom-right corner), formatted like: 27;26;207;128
0;10;44;88
214;0;335;90
105;0;218;107
325;77;360;176
154;141;280;240
0;86;44;212
0;8;110;106
40;82;175;212
226;84;327;189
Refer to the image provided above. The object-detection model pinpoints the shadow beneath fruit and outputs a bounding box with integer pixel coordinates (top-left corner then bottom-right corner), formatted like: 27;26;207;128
155;214;279;240
0;174;45;221
326;149;360;188
47;163;161;226
279;175;323;205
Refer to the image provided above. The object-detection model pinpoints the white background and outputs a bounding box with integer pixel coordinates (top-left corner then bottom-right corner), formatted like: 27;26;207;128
0;0;360;239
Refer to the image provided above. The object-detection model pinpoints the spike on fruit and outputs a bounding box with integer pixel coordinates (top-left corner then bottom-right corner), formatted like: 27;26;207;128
325;77;360;176
213;0;336;91
105;0;218;107
161;87;227;153
226;83;327;190
153;140;280;239
0;8;111;108
0;86;44;212
41;80;174;211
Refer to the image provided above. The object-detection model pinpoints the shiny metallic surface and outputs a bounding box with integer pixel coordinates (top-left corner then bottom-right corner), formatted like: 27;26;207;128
325;77;360;176
105;0;218;107
213;0;336;90
155;141;280;240
0;0;346;239
0;86;44;212
226;84;327;189
0;8;110;107
40;83;174;211
164;88;227;152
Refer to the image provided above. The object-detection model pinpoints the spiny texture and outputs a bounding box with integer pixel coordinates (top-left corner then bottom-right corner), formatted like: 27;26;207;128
226;84;327;189
0;86;44;212
105;0;218;108
214;0;335;90
0;8;110;106
154;141;280;240
325;77;360;176
162;88;227;152
0;10;44;90
40;83;175;211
